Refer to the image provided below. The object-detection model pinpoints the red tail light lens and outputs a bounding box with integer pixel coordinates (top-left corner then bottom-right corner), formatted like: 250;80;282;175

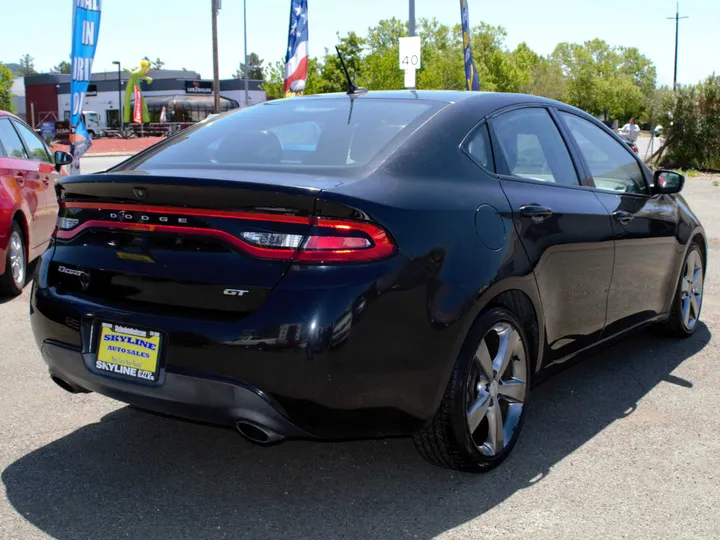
294;218;395;263
54;202;395;263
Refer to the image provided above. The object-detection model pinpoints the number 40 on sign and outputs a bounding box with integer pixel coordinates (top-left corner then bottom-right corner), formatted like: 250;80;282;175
399;36;421;89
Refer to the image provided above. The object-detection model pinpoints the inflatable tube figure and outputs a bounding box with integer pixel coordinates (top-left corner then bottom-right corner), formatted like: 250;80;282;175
124;60;153;124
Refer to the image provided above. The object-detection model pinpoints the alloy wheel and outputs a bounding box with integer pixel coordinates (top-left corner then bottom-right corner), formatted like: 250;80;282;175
680;249;703;331
9;231;24;286
466;321;527;457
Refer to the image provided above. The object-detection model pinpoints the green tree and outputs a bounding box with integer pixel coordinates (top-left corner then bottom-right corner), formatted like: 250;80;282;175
316;32;365;93
233;52;265;80
0;63;15;112
258;16;656;116
142;56;165;70
16;54;37;77
362;18;406;91
416;19;464;90
552;39;655;120
261;60;284;99
663;75;720;169
50;60;71;74
521;57;567;101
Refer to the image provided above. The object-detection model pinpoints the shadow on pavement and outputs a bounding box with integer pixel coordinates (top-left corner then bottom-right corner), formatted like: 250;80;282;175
2;325;711;540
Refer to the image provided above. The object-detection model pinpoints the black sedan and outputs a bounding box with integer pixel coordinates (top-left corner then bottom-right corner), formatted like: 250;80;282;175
30;91;705;472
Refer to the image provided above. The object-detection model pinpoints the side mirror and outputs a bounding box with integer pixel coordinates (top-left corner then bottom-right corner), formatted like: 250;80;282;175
53;151;73;172
653;170;685;194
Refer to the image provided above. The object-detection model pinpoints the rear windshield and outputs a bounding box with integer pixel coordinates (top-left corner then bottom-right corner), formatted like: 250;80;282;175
117;98;443;172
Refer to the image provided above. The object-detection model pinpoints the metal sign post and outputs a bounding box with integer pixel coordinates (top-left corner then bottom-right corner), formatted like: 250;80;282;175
399;36;421;89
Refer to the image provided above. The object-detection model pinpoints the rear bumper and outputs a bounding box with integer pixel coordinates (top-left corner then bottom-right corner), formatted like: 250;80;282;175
40;340;309;438
30;249;472;439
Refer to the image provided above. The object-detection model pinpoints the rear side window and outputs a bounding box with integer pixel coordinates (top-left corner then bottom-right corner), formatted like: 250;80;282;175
13;121;52;162
120;99;443;171
464;123;493;171
0;119;27;159
559;112;648;194
492;108;579;186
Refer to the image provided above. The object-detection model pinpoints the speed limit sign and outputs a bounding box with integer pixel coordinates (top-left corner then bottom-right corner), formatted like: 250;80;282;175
399;36;421;88
399;37;422;70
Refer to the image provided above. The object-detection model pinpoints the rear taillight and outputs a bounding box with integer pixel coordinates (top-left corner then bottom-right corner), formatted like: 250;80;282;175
294;218;395;263
54;203;396;264
56;216;79;231
238;218;395;263
53;202;76;238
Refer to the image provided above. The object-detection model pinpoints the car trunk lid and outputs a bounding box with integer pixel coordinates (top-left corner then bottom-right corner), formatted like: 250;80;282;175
50;172;325;319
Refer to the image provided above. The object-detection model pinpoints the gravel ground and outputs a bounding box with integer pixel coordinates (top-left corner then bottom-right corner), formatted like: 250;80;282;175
1;172;719;540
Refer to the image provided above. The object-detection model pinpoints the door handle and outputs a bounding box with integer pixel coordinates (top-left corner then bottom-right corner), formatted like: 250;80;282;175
43;177;50;186
613;210;634;225
14;173;25;186
519;204;553;222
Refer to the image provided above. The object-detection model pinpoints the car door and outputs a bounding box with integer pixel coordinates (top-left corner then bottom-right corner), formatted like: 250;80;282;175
557;110;678;335
0;117;47;253
12;119;60;244
488;106;615;363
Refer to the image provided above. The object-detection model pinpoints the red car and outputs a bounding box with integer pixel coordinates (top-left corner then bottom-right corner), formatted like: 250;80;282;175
0;111;72;295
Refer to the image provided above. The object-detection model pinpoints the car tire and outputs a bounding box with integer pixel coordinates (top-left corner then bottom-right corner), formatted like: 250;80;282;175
413;306;531;472
0;222;27;297
665;243;704;337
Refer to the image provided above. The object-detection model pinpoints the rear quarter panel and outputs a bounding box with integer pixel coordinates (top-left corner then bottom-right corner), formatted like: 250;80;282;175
315;98;544;416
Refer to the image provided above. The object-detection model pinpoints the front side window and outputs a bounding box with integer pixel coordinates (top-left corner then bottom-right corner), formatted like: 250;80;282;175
13;121;51;162
492;108;579;186
117;98;443;172
559;112;648;195
0;119;27;159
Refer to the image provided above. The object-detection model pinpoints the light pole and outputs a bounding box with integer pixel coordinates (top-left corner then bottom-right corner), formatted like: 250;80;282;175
667;2;689;91
408;0;415;36
211;0;221;113
112;61;123;134
243;0;249;107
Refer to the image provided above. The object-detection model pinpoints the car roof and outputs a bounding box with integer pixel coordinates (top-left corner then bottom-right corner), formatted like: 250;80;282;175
285;91;577;122
294;90;563;107
0;110;20;120
304;90;481;103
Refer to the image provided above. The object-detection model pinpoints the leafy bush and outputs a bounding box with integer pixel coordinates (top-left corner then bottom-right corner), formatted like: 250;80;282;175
0;63;14;113
663;75;720;170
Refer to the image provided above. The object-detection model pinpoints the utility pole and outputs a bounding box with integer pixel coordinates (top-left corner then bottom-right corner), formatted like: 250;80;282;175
667;2;688;91
243;0;249;107
211;0;220;113
408;0;415;36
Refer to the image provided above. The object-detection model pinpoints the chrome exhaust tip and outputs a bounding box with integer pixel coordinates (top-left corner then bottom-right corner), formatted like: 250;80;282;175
234;420;283;445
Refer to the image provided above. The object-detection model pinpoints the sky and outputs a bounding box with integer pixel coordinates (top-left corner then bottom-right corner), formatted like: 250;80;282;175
2;0;717;87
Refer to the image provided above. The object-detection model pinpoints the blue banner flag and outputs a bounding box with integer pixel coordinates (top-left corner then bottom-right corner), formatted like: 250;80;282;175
460;0;480;91
70;0;102;172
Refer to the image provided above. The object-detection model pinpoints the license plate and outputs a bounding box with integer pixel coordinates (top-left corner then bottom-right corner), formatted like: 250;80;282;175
95;322;162;382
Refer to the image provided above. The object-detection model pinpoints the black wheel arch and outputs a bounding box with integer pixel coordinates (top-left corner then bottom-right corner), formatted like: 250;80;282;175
662;226;707;315
427;275;546;423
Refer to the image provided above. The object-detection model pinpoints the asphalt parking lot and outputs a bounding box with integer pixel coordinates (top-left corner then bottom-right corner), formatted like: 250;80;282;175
1;157;719;539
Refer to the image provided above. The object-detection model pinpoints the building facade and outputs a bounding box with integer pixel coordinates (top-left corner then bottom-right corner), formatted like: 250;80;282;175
23;69;265;129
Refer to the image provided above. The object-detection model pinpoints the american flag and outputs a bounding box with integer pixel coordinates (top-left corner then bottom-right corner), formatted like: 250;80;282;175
284;0;308;95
